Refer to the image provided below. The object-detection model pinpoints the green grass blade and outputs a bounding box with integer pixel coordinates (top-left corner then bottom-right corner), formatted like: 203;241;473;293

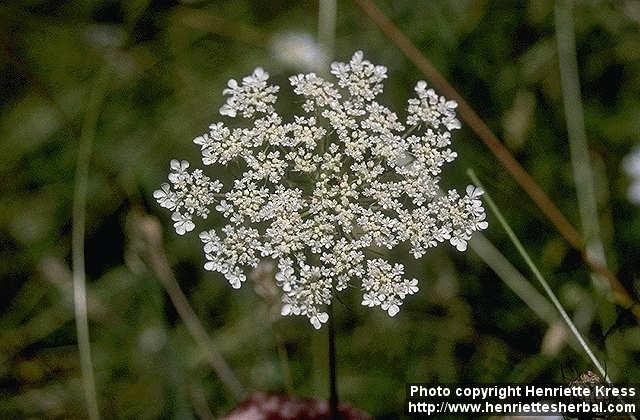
72;67;111;420
467;169;610;383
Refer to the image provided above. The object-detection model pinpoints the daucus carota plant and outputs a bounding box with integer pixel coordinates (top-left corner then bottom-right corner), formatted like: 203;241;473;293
154;51;487;329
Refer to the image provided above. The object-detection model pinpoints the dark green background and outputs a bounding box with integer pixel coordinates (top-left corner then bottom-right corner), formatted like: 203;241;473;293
1;0;640;417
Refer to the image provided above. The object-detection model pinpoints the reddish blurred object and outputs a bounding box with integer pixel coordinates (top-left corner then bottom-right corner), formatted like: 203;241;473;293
224;392;372;420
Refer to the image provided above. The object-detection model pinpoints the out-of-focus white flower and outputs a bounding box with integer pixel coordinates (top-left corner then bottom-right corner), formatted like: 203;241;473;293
155;51;488;328
623;146;640;204
138;326;167;353
84;24;126;48
270;32;327;72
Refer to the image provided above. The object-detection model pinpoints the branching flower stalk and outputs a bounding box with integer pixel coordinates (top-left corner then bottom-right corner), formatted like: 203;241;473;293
155;51;488;329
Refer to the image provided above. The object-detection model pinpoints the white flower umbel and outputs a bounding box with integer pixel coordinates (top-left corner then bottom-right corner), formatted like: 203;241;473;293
155;51;488;329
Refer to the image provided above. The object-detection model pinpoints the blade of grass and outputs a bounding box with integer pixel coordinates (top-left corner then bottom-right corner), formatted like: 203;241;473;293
352;0;640;322
319;0;337;61
555;0;608;276
469;235;557;325
470;234;585;355
467;169;610;382
72;67;111;420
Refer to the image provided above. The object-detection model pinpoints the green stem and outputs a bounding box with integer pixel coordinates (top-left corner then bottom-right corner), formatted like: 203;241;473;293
318;0;337;62
555;0;608;272
318;2;339;416
273;328;294;395
72;67;111;420
467;169;610;383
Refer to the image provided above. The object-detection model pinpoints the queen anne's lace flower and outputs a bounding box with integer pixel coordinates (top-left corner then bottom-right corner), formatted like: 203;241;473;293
155;51;488;329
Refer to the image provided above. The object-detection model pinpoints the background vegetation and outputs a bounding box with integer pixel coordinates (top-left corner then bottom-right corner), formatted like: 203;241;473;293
1;0;640;417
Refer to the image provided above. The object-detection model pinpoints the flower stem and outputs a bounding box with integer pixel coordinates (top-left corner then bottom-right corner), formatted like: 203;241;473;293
318;2;340;416
328;302;339;419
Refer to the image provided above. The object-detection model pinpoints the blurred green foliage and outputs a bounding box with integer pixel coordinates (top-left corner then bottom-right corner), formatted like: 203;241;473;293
1;0;640;418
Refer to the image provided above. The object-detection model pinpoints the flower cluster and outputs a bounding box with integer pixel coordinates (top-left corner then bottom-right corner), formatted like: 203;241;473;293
155;51;488;329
